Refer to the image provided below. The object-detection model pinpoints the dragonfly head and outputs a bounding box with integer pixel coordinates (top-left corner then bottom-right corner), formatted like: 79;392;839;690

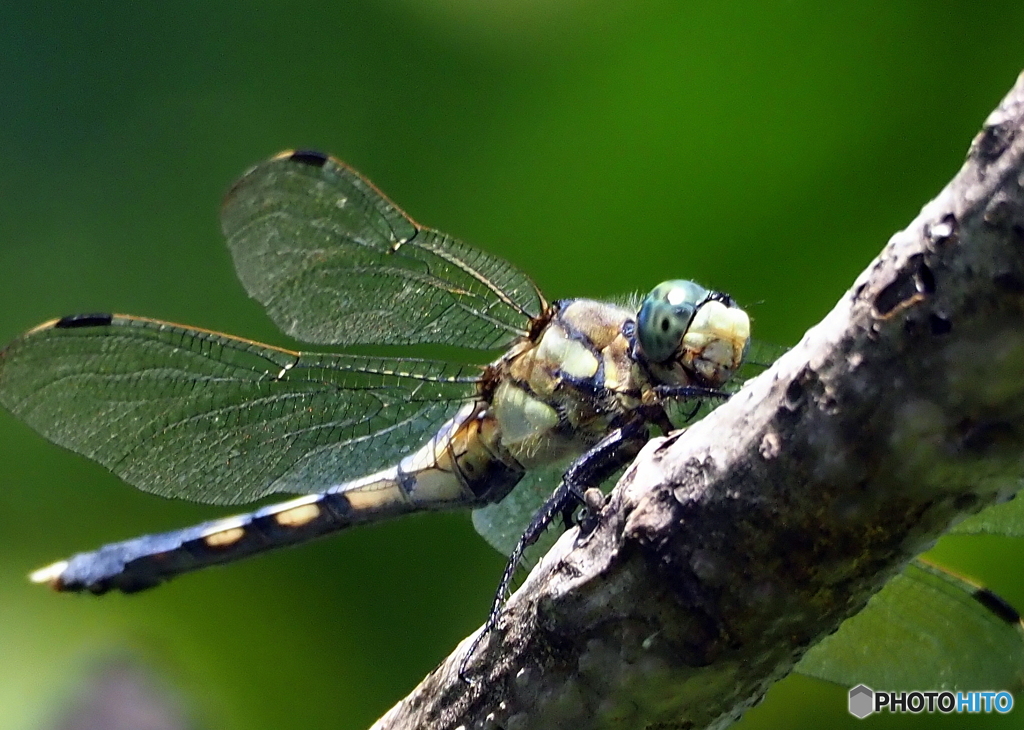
636;280;750;388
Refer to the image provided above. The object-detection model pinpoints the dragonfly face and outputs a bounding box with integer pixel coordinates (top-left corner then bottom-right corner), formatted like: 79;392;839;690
636;279;750;389
0;149;750;596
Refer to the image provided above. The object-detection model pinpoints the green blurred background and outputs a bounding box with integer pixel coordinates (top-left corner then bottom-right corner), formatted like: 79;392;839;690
2;2;1024;728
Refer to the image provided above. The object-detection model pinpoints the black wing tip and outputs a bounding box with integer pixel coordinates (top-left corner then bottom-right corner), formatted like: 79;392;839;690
53;313;114;330
222;149;333;212
284;150;330;168
973;587;1022;624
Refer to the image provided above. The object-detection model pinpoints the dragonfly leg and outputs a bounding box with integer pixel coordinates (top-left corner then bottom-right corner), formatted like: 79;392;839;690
650;384;729;433
577;487;608;531
653;384;731;401
459;419;649;681
560;502;577;529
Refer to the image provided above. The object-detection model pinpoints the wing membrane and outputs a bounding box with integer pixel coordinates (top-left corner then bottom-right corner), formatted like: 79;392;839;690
0;315;479;505
473;464;569;558
795;559;1024;691
948;495;1024;537
221;150;546;348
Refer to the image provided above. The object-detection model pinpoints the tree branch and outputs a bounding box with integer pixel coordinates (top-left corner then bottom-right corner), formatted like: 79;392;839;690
372;70;1024;730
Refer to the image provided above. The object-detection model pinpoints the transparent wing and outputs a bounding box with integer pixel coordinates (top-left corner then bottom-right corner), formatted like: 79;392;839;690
948;493;1024;537
221;150;546;349
741;339;790;372
664;338;789;426
472;464;569;558
0;315;479;505
729;338;789;393
472;461;626;573
795;559;1024;691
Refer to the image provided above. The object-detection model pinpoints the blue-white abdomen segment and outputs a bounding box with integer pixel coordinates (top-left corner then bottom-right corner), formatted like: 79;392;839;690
31;403;525;594
30;491;363;593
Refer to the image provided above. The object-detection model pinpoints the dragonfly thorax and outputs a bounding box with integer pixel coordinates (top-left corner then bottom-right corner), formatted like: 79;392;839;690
488;298;641;469
487;286;751;471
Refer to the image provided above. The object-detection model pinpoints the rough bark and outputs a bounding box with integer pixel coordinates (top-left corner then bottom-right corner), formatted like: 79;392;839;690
371;70;1024;730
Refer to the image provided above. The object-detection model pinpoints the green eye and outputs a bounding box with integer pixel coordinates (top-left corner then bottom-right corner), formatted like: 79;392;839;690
636;280;708;363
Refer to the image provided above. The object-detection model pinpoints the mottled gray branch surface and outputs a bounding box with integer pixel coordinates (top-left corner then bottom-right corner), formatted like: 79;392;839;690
372;71;1024;730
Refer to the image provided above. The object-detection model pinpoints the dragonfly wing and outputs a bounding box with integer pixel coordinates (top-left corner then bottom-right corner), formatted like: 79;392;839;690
0;315;478;505
725;338;789;396
221;150;546;349
794;559;1024;691
948;494;1024;537
741;338;790;372
472;461;624;572
657;339;789;427
473;464;567;557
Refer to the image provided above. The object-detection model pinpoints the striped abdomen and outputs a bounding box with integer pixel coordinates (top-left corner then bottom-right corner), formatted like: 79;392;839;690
32;403;524;594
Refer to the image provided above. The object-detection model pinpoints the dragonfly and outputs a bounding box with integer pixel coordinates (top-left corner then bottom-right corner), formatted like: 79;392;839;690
1;150;1021;690
0;149;750;635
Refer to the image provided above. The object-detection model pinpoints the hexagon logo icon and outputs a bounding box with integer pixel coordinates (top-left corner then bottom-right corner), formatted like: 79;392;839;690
849;684;874;718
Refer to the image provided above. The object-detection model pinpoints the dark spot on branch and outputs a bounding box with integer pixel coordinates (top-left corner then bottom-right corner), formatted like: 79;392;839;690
873;254;933;318
993;271;1024;293
928;313;952;335
1013;224;1024;248
972;120;1017;162
785;379;804;407
917;262;936;294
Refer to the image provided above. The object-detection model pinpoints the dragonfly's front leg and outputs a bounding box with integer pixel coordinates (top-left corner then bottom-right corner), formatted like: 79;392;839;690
654;383;731;401
459;418;650;680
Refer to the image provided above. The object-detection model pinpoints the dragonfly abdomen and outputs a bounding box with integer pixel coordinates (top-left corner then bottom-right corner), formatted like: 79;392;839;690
30;490;372;593
31;402;527;594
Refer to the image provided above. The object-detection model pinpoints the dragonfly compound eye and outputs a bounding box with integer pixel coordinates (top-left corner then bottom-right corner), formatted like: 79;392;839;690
638;280;751;387
637;280;706;363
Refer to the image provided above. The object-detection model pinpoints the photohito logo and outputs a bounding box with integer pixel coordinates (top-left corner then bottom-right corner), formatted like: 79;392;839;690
848;685;1014;718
